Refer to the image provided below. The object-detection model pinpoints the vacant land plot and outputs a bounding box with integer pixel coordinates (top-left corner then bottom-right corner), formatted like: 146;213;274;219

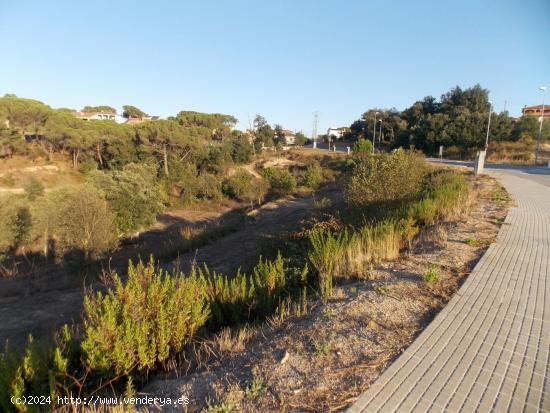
143;173;508;412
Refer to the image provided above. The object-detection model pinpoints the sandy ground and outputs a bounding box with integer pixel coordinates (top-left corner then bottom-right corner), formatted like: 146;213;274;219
142;174;509;413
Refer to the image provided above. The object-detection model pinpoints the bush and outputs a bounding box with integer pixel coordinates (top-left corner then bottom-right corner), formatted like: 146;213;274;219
23;177;44;200
197;173;223;201
222;169;255;198
408;198;439;226
78;159;98;174
0;196;31;259
352;139;373;155
0;327;78;413
231;136;253;164
301;162;324;189
408;171;468;225
201;252;307;326
89;163;164;235
262;167;296;196
54;185;117;261
82;259;210;376
346;150;426;211
223;169;268;206
0;173;15;187
423;265;440;283
308;229;346;302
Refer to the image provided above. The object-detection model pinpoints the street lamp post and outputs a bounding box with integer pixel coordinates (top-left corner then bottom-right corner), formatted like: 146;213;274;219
535;86;547;165
373;112;378;153
484;100;493;149
378;119;383;143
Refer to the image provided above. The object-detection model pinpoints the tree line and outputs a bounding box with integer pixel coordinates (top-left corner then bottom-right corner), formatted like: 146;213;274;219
344;84;549;158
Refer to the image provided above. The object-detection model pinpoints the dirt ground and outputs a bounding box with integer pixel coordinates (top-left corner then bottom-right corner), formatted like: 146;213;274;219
142;173;509;413
0;181;328;350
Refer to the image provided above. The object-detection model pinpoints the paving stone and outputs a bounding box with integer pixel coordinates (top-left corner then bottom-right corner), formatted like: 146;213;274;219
348;169;550;413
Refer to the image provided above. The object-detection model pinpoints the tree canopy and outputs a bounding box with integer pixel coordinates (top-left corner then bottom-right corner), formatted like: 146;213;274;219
345;84;550;157
82;105;117;114
122;105;148;119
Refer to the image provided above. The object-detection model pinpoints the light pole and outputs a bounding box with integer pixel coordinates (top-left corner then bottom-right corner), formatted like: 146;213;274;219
535;86;547;165
484;100;493;149
378;119;383;143
373;112;378;153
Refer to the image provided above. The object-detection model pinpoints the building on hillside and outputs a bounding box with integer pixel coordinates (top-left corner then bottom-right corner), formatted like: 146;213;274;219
522;105;550;119
72;111;116;121
327;127;349;140
281;129;296;145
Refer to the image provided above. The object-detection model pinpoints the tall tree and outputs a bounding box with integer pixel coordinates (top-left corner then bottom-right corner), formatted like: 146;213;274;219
122;105;148;119
135;120;195;177
81;105;117;114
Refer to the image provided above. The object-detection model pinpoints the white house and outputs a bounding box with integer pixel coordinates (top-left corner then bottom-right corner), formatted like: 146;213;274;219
72;111;116;121
282;129;296;145
327;127;349;140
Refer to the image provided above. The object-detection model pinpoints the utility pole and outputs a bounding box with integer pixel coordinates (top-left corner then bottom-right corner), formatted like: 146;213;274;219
378;119;383;144
312;111;319;149
485;101;493;149
535;86;547;165
373;112;378;153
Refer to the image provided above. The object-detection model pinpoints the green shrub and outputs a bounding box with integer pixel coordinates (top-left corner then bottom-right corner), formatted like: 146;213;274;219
398;216;419;250
408;198;439;226
0;327;78;413
23;177;44;200
408;171;468;225
197;173;223;201
308;229;346;302
222;169;255;198
0;173;15;187
78;159;98;174
352;138;373;155
245;376;265;399
202;252;307;326
89;163;164;235
0;196;31;258
423;265;440;283
54;185;117;261
262;167;296;196
231;136;253;164
301;162;324;189
312;339;330;357
345;150;426;211
82;259;210;377
222;169;268;206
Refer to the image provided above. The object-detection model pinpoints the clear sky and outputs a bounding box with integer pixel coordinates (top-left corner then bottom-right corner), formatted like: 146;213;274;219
1;0;548;134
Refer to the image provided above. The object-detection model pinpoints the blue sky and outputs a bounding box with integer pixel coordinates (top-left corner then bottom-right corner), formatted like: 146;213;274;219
0;0;548;134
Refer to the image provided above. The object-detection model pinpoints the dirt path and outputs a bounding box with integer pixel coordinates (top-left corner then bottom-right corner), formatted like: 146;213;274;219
164;195;313;275
0;193;318;350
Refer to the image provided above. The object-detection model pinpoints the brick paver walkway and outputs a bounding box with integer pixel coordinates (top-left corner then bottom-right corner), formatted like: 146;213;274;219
349;169;550;413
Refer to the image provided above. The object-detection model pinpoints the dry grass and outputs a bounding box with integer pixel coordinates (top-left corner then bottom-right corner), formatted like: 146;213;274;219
338;221;401;280
487;138;550;164
212;325;255;355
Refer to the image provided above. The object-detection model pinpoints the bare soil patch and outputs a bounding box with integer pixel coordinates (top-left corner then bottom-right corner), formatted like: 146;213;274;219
142;173;509;413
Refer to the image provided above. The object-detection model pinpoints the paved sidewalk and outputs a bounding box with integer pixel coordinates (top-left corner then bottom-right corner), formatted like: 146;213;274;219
349;169;550;413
